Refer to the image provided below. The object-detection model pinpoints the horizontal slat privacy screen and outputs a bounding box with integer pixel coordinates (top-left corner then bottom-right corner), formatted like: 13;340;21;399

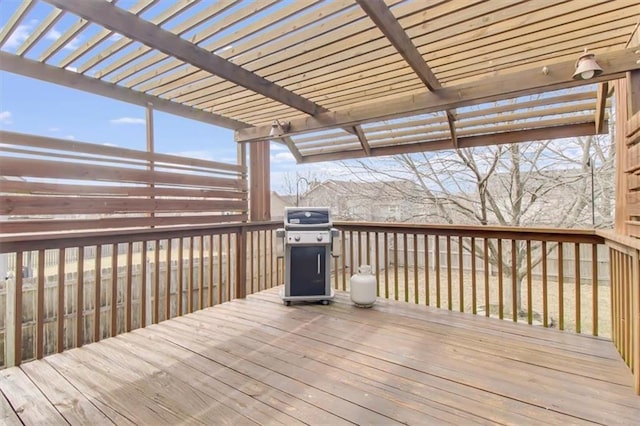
0;131;248;234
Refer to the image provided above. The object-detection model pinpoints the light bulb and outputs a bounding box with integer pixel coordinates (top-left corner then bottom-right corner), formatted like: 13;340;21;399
580;70;595;80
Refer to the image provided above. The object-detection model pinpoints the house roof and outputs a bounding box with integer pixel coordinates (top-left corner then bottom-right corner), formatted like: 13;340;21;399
1;1;638;163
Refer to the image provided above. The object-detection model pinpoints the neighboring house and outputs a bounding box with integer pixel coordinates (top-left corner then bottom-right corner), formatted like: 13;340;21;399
298;180;432;222
270;191;296;220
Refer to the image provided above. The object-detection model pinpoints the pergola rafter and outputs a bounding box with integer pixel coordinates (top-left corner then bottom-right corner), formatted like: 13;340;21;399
0;0;637;162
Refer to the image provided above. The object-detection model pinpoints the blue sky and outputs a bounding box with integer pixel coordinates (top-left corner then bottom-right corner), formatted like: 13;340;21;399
0;0;330;193
0;69;319;192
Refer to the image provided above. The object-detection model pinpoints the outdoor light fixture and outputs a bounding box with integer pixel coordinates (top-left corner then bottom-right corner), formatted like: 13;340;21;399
572;48;603;80
269;119;291;137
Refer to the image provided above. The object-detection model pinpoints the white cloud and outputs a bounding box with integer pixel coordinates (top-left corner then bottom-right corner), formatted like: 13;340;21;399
45;28;61;41
271;152;295;163
66;135;75;140
48;127;61;132
0;111;13;124
45;28;81;50
3;23;31;49
110;117;145;125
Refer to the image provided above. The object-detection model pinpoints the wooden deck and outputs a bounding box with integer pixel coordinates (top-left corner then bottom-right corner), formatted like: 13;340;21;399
2;287;639;425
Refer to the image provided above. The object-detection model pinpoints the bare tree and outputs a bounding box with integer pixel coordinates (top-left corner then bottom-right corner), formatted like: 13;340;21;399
339;134;614;313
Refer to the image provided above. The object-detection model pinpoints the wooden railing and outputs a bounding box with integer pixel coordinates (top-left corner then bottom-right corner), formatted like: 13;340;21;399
0;222;282;368
332;223;608;337
4;220;637;394
600;231;640;394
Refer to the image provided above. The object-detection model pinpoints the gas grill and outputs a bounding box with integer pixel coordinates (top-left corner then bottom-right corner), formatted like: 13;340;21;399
277;207;337;305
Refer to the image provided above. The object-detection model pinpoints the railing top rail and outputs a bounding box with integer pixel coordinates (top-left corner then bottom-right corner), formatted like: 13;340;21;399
334;221;605;244
0;221;281;253
598;230;640;251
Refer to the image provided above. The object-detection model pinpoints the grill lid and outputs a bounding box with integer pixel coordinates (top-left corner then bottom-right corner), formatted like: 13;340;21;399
284;207;331;228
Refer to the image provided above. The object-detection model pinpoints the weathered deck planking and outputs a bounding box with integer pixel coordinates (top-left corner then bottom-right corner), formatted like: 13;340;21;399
1;287;639;425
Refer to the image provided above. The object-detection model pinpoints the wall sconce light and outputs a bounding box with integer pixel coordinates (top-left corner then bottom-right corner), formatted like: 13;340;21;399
572;48;603;80
269;119;291;137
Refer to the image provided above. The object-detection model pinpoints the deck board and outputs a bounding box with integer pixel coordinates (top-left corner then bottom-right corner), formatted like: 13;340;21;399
2;287;639;425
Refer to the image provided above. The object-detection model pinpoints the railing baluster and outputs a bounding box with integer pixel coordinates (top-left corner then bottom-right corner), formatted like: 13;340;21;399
357;231;362;267
58;247;65;352
261;230;266;290
526;241;532;325
414;234;419;304
542;241;548;327
575;243;581;333
111;244;118;336
188;237;194;313
217;234;223;305
257;230;262;291
366;232;371;266
199;235;204;311
341;233;347;291
10;251;23;365
270;229;275;289
226;233;231;301
483;238;489;317
141;241;148;326
424;234;430;306
384;233;389;299
250;231;255;294
624;253;630;364
178;238;184;316
471;237;476;314
497;239;503;320
36;249;45;359
154;240;160;322
459;236;464;313
94;245;101;343
558;242;564;330
207;235;213;307
403;233;408;303
77;246;84;347
167;238;172;317
511;239;517;322
435;235;441;308
350;231;355;291
393;232;399;300
592;243;598;336
446;236;452;310
126;242;133;332
374;232;380;297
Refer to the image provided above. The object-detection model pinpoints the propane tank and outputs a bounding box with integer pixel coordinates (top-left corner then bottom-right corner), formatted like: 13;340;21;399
350;265;377;308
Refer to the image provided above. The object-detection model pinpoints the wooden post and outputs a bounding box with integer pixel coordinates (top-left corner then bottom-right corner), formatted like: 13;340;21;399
614;78;629;234
628;70;640;116
633;248;640;394
235;227;247;299
249;141;270;221
147;103;155;224
5;273;17;367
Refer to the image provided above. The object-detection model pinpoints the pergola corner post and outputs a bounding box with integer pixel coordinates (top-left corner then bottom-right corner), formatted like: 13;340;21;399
249;140;271;222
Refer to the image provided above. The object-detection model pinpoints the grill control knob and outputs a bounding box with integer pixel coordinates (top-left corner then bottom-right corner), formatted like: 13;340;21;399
317;234;323;241
294;235;301;242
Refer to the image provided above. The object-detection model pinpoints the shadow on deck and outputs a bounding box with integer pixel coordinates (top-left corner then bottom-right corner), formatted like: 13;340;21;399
1;287;639;425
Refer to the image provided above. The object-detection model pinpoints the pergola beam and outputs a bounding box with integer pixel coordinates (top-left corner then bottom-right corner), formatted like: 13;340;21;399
236;48;640;143
356;0;441;91
357;0;458;147
595;82;609;134
0;52;248;129
299;122;603;163
353;126;371;156
43;0;324;117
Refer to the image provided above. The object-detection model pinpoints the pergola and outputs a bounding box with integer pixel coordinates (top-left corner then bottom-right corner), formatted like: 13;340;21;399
1;0;639;225
3;3;640;417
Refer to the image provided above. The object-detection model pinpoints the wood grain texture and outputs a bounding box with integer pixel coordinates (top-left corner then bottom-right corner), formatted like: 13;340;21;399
2;287;639;424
